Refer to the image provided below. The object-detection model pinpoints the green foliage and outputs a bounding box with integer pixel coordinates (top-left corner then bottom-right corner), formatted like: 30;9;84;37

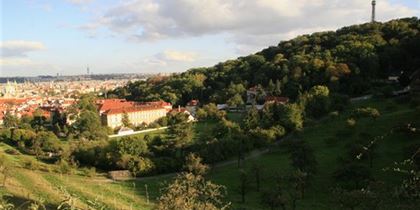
303;85;331;119
111;18;420;105
288;140;318;175
333;162;372;189
196;103;226;121
2;112;18;128
121;112;132;128
72;110;107;140
166;112;194;147
117;136;148;156
355;107;381;119
243;106;260;130
157;155;229;210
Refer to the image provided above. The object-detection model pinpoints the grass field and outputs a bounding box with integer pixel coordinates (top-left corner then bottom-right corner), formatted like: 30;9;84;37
1;98;419;209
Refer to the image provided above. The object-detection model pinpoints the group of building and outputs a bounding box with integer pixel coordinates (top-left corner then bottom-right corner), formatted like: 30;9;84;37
0;79;130;99
0;96;198;131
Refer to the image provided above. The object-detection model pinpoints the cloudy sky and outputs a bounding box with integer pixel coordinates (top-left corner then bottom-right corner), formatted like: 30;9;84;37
1;0;419;77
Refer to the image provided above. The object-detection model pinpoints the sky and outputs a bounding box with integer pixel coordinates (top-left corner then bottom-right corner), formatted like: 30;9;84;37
1;0;419;77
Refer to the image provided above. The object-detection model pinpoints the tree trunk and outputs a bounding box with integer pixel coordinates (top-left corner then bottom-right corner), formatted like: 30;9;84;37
256;172;260;192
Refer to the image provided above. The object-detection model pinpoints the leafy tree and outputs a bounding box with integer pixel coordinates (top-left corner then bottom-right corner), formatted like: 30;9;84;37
2;112;18;128
279;104;304;131
157;154;229;210
251;162;263;192
227;93;244;108
72;110;107;140
121;112;132;128
166;112;194;148
238;169;250;203
183;153;209;176
117;136;148;156
288;140;317;175
243;106;260;130
333;162;372;189
196;103;226;121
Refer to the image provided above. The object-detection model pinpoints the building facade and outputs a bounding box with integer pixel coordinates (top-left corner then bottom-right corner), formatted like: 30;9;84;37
98;99;171;129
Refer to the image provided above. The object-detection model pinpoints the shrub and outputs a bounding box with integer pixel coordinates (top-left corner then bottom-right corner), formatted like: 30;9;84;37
329;111;339;118
336;129;354;139
56;159;73;174
352;107;380;120
4;148;19;155
22;158;41;170
347;118;356;127
324;137;339;147
81;167;96;177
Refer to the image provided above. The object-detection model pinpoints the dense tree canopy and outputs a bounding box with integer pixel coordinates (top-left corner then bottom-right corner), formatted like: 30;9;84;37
110;18;420;105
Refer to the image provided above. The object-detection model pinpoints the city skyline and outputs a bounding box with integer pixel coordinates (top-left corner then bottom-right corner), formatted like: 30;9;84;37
1;0;419;77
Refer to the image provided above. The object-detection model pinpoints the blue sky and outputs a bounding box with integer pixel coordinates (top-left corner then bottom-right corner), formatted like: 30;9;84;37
1;0;419;77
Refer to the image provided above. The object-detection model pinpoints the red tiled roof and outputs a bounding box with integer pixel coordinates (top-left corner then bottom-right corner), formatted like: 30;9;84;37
0;98;30;105
187;100;199;106
105;105;166;115
97;99;135;112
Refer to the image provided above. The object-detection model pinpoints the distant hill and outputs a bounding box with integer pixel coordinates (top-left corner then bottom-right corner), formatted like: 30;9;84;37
110;17;420;105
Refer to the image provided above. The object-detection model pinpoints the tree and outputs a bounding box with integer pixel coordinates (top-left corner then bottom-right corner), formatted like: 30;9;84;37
31;109;46;131
274;79;282;96
279;104;304;131
304;85;331;119
166;112;194;147
184;153;209;176
243;106;260;130
196;103;226;121
289;169;309;199
251;162;263;192
238;169;250;203
121;112;132;128
72;110;107;140
157;154;229;210
333;163;372;189
2;112;18;128
288;140;317;175
267;79;276;95
227;94;244;108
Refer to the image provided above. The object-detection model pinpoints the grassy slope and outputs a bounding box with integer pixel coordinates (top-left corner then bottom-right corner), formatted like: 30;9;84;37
1;98;419;209
126;98;420;209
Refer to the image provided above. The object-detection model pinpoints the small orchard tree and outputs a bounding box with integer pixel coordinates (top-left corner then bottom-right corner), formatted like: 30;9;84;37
121;112;132;128
238;169;251;203
288;140;318;175
156;153;230;210
251;162;263;192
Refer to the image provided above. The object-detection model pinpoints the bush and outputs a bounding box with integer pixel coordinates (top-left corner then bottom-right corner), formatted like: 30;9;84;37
352;107;380;120
4;148;19;155
22;158;41;170
324;137;339;147
335;129;354;139
81;167;96;177
333;163;372;189
56;159;73;174
346;118;356;127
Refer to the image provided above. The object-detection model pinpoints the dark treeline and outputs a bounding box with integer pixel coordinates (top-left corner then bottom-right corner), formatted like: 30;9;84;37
110;18;420;105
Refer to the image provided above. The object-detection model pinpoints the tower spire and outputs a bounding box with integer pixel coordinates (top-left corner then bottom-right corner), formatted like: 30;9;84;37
371;0;376;23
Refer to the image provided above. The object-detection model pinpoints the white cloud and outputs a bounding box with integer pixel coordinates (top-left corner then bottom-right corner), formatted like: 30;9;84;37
0;58;57;77
82;0;418;54
66;0;94;5
1;40;46;57
156;50;198;62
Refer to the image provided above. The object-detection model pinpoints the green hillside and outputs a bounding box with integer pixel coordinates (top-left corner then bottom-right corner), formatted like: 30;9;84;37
2;97;417;209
